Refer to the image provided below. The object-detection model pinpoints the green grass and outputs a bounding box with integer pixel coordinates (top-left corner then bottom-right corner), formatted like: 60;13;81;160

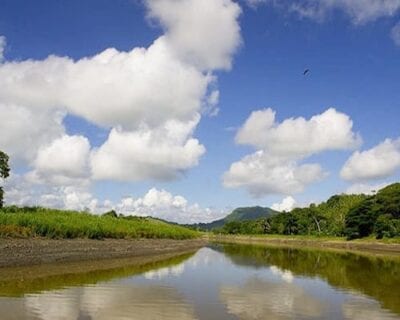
207;233;400;243
0;207;199;240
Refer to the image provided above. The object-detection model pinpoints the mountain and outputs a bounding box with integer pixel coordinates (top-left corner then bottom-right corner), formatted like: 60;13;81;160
188;206;278;231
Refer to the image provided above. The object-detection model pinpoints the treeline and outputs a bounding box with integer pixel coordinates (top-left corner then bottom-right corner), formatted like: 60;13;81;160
215;183;400;240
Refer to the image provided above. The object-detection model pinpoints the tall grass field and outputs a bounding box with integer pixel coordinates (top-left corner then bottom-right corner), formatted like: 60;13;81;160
0;207;199;240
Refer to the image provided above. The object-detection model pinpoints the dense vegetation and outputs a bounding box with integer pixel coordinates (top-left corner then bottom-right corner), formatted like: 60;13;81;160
0;206;199;240
345;183;400;240
214;183;400;240
188;206;277;231
0;150;10;208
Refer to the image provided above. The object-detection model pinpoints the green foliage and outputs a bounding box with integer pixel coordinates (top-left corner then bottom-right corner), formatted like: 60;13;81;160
216;219;266;235
344;183;400;240
0;187;4;209
213;183;400;240
102;210;118;218
0;207;199;240
0;150;10;208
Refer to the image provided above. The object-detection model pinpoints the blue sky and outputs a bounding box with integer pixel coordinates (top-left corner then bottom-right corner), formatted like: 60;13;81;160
1;0;399;222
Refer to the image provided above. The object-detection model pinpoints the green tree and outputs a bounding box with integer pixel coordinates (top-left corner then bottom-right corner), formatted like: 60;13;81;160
0;150;10;208
345;183;400;239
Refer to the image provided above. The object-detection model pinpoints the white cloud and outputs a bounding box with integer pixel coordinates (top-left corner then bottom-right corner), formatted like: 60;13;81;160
34;135;91;180
0;104;65;162
0;0;242;187
224;151;326;197
340;138;400;181
345;181;392;195
146;0;242;70
236;108;361;157
114;188;227;223
247;0;400;24
91;116;205;181
0;36;6;62
0;39;210;130
391;21;400;45
3;174;96;211
271;196;297;212
4;174;225;223
224;108;357;197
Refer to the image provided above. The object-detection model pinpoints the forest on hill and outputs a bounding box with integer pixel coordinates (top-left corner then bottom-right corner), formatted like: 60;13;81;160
214;183;400;240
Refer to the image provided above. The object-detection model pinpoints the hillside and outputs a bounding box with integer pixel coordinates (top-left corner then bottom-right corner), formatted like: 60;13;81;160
188;206;277;231
212;182;400;240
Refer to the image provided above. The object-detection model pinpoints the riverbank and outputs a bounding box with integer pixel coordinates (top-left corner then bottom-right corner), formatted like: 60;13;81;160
206;234;400;255
0;238;207;268
2;234;400;269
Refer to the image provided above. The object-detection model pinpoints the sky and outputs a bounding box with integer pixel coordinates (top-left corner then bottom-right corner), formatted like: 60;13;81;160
0;0;400;223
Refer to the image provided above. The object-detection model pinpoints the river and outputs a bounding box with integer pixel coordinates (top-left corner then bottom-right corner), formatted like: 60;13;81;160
0;243;399;319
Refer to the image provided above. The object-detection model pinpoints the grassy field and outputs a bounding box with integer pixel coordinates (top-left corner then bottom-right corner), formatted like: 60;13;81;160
0;207;199;240
207;233;400;244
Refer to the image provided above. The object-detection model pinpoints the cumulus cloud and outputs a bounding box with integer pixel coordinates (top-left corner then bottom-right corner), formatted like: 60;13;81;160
345;181;392;195
0;39;210;130
34;135;91;180
4;174;225;223
113;188;227;223
91;116;205;182
146;0;242;70
247;0;400;24
391;21;400;45
224;108;357;197
0;104;65;162
0;0;242;189
271;196;297;212
4;175;96;212
236;108;361;157
223;151;326;197
340;138;400;181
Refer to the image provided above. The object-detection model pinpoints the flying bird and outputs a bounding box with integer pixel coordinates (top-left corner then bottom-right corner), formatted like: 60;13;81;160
303;69;310;76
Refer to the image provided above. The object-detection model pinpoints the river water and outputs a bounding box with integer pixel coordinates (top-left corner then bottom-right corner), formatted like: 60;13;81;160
0;243;399;319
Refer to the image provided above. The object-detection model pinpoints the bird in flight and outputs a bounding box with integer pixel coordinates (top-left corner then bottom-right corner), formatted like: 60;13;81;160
303;69;310;76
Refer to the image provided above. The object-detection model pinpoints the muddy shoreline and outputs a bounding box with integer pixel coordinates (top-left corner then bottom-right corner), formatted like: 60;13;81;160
0;238;207;268
1;235;400;269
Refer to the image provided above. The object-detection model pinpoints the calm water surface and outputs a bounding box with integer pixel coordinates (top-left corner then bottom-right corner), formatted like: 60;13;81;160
0;243;399;320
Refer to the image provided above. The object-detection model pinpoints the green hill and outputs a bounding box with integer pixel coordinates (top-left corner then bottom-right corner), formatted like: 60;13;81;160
188;206;277;231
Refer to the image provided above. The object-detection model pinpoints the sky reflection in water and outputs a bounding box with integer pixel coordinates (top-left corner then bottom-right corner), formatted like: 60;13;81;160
0;244;399;320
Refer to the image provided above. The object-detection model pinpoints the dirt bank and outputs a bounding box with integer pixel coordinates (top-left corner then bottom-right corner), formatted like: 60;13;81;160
207;234;400;256
0;238;207;268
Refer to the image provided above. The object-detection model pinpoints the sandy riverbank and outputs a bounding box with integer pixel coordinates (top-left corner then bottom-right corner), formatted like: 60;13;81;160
0;238;207;268
206;234;400;256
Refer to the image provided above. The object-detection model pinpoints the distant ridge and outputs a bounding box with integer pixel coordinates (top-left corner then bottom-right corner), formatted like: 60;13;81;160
188;206;278;231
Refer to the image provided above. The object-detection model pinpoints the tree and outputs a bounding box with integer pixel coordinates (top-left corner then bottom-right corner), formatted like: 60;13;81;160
0;150;10;208
102;210;118;218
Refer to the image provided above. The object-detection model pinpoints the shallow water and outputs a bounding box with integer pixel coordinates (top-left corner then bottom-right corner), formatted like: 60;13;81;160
0;243;399;320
